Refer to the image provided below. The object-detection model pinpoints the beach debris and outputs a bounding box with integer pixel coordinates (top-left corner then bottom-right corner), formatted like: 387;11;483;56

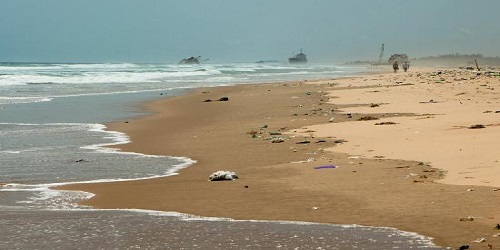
488;243;493;249
244;185;249;188
328;117;335;122
469;124;486;129
247;129;258;136
203;99;212;102
495;224;500;230
474;237;486;243
458;245;469;250
291;158;315;164
270;137;285;143
370;103;380;107
75;159;88;163
419;99;438;103
466;187;474;192
261;125;268;129
375;121;397;125
314;165;339;170
459;216;474;222
218;97;229;102
312;207;319;210
358;116;378;121
269;131;282;136
296;140;311;144
316;139;327;143
208;171;238;181
406;173;419;178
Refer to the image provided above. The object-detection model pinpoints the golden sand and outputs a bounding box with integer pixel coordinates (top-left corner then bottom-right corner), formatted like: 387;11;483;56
62;67;500;248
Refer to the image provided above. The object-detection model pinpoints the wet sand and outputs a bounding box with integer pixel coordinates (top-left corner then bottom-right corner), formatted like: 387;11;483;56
62;67;500;248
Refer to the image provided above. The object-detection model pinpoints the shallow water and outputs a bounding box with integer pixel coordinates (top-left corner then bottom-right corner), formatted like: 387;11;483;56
0;208;441;250
0;62;441;249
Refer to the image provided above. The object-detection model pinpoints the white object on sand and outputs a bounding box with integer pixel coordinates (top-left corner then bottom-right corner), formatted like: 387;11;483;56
209;171;238;181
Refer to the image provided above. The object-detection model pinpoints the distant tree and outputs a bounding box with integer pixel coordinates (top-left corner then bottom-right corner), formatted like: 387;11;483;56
388;54;409;63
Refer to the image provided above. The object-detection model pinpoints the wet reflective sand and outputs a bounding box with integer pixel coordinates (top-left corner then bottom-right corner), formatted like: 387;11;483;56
0;208;440;249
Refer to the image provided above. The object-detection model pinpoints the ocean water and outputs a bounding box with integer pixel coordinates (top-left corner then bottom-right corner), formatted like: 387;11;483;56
0;62;441;249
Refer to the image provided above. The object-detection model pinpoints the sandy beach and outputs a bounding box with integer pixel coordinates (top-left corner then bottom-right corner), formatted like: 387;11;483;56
62;67;500;248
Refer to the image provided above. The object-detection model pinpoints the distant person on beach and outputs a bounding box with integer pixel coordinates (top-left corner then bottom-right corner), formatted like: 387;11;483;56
393;61;399;73
402;61;410;72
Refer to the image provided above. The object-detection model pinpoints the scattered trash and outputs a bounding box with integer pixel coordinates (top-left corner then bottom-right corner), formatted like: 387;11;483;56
458;244;469;250
495;224;500;230
314;165;339;170
296;140;311;144
218;97;229;101
466;187;474;192
203;99;212;102
419;99;438;104
291;158;315;164
474;237;486;243
469;124;486;129
358;116;378;121
375;122;397;125
269;132;282;136
312;207;319;210
459;216;474;222
247;130;258;136
270;137;285;143
406;173;419;178
208;171;238;181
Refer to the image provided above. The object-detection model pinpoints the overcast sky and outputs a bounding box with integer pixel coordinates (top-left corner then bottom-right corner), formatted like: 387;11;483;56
2;0;500;63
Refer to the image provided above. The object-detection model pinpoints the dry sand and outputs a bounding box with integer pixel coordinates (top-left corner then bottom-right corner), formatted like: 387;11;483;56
62;67;500;248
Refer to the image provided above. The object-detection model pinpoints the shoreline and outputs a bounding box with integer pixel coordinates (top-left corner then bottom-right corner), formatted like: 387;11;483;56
61;68;500;248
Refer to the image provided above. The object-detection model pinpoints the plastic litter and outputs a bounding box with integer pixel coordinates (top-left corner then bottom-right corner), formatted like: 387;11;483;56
314;165;339;169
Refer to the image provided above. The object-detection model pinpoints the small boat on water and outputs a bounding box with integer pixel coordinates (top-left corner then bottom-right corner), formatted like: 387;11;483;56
179;56;209;64
288;49;307;64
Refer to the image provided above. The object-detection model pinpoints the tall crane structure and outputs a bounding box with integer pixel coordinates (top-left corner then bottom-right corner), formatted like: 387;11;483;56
378;44;385;64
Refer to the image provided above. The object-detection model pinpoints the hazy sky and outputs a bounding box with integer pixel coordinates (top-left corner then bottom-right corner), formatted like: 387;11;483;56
2;0;500;63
